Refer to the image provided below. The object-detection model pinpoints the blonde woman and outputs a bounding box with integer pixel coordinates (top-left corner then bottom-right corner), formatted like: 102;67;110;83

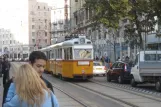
3;64;59;107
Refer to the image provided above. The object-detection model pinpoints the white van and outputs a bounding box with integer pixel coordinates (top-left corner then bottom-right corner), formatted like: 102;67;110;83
131;51;161;91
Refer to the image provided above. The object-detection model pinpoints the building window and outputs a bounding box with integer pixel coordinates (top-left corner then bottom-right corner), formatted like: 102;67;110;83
32;18;34;22
32;32;35;37
99;34;101;39
38;6;40;9
45;19;47;23
44;6;46;9
32;25;35;29
45;32;47;36
104;32;106;39
75;16;78;25
3;41;4;44
45;39;47;43
32;39;35;43
75;0;78;2
86;8;89;20
10;40;12;44
39;26;41;29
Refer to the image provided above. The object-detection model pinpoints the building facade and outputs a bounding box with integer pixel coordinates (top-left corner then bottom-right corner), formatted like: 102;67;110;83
0;28;30;59
28;0;51;49
50;0;70;44
69;0;132;61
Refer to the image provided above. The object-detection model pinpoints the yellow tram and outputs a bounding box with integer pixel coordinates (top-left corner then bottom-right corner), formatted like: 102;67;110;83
40;35;93;80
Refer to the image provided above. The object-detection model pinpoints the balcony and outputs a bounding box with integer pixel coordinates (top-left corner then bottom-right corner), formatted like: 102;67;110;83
58;20;63;24
53;22;57;25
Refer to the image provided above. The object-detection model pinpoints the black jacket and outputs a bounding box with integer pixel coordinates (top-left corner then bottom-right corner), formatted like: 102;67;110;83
2;61;10;73
2;76;54;106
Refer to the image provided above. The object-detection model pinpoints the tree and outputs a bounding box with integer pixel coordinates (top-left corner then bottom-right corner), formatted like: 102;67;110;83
124;0;157;49
84;0;131;29
84;0;132;61
84;0;161;49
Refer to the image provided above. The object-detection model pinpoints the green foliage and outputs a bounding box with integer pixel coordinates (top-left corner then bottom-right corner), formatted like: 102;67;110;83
84;0;161;49
84;0;131;29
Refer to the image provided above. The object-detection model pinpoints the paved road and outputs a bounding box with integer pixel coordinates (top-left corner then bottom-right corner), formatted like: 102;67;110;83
43;74;130;107
10;62;161;107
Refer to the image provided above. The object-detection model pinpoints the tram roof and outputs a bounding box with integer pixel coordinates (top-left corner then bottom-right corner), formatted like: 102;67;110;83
40;37;92;51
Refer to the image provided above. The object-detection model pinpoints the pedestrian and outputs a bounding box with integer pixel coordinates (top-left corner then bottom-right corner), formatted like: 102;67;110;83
0;57;2;77
2;57;10;87
117;57;120;61
105;56;110;68
96;56;99;61
3;64;59;107
2;51;54;106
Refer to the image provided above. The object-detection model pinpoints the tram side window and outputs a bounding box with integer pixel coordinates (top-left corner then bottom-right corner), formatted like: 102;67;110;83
57;49;60;59
50;51;52;59
60;49;62;59
64;48;72;60
52;51;54;59
55;49;58;59
64;48;67;60
53;50;55;59
69;48;72;59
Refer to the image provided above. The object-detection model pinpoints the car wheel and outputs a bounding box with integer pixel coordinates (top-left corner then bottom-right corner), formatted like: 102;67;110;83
107;74;111;82
155;79;161;92
131;77;137;87
118;75;124;84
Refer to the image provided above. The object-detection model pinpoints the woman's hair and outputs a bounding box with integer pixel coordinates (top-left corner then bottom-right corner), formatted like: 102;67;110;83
14;64;50;107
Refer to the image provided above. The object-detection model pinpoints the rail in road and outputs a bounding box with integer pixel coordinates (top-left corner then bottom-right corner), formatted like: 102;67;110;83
45;77;161;107
90;78;161;99
71;81;161;107
10;62;88;107
13;62;161;107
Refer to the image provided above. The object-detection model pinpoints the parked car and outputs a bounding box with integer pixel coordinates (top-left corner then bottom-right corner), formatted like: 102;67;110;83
131;51;161;92
106;61;132;84
93;61;106;76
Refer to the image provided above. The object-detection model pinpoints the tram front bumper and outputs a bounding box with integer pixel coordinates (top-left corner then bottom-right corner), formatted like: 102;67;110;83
73;74;93;79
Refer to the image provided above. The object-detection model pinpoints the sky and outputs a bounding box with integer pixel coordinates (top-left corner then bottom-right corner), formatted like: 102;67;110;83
0;0;55;44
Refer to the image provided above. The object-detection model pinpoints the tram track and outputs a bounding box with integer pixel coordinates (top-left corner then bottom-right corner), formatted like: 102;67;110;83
89;79;161;102
69;82;138;107
11;62;161;107
11;63;88;107
68;79;161;107
90;78;161;98
52;84;88;107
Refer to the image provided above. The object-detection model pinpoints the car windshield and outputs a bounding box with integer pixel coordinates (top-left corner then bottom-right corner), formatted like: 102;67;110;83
94;62;102;66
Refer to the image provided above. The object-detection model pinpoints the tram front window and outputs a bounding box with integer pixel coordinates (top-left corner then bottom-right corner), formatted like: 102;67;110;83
74;49;92;59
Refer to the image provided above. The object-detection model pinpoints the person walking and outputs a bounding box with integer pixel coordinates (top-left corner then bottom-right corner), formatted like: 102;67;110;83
2;51;54;106
0;57;2;77
2;57;10;87
3;64;59;107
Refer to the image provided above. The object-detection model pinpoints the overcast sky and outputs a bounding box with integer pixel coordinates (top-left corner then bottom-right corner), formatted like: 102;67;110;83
0;0;56;44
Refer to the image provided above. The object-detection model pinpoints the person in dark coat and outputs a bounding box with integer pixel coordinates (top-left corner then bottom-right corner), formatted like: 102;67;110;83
0;58;2;77
2;51;54;106
2;57;10;86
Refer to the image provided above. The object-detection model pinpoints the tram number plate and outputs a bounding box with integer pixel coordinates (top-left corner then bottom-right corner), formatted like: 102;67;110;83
78;61;89;65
